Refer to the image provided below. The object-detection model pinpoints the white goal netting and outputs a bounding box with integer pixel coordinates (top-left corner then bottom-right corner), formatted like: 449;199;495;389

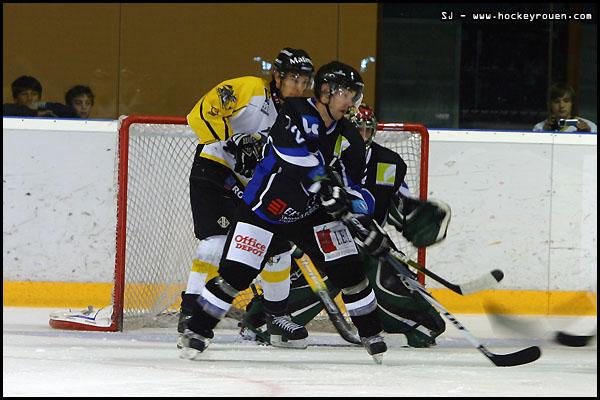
53;116;429;331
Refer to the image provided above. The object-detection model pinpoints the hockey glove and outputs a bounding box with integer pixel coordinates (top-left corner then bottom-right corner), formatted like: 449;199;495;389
225;133;266;178
345;214;396;258
355;216;395;257
319;182;351;219
319;165;370;217
393;195;451;248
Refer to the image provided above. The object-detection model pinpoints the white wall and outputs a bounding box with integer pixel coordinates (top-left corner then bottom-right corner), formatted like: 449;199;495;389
2;118;597;291
3;118;118;282
424;130;597;291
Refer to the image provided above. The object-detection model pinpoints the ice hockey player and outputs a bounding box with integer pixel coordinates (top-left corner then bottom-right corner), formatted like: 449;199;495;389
241;104;450;347
178;48;315;348
179;61;393;363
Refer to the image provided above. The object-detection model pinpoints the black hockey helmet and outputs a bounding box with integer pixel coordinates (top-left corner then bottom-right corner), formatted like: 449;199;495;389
273;48;315;79
314;61;364;104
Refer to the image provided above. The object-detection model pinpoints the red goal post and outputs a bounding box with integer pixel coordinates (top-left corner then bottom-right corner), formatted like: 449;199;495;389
49;116;429;332
374;122;429;280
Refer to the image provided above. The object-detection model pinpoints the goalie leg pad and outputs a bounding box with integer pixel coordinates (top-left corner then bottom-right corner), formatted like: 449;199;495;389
239;294;270;343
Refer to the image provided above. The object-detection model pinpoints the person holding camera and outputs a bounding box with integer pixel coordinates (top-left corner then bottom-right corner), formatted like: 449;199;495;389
533;82;596;132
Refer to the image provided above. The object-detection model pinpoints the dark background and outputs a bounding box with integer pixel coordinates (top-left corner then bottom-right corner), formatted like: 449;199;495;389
376;3;597;130
3;3;596;131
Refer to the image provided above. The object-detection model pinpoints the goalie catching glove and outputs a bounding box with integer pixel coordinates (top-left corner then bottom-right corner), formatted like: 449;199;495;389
224;132;266;178
388;193;451;248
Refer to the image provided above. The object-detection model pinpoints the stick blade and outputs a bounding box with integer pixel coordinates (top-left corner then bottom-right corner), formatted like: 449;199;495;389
317;291;361;345
326;311;361;345
459;270;504;295
490;346;541;367
554;331;595;347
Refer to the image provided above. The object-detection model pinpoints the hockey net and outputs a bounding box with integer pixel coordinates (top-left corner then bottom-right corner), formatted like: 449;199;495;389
49;116;429;332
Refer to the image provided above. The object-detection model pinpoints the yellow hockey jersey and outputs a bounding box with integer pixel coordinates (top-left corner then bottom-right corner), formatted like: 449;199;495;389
187;76;278;144
186;76;279;184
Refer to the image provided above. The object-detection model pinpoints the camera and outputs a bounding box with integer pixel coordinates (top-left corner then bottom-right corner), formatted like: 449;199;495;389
558;118;578;128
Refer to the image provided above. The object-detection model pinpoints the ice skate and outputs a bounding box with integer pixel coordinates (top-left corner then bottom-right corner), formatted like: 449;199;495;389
361;334;387;364
176;292;200;349
266;314;308;349
179;328;210;360
239;317;270;344
177;292;199;334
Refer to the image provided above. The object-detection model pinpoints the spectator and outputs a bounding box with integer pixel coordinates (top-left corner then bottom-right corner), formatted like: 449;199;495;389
65;85;94;118
3;75;78;118
533;83;597;132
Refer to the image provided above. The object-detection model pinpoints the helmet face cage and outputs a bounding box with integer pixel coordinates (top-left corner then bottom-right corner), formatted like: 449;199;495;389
346;104;376;146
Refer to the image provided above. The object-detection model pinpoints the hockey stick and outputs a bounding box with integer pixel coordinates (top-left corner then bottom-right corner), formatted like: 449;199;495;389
322;164;502;295
385;254;542;367
330;202;541;366
340;210;503;296
387;248;504;295
293;247;361;345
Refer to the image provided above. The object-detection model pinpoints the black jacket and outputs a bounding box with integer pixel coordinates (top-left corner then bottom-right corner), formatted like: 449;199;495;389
3;102;78;118
361;142;408;225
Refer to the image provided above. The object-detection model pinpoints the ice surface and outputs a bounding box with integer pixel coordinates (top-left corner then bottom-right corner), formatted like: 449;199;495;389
3;307;596;396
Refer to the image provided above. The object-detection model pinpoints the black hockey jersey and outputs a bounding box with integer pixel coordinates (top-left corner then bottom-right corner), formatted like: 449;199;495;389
243;97;366;224
361;141;408;226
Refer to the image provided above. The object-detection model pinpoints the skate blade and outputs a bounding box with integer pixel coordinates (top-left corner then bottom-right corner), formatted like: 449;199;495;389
176;336;184;350
270;335;308;349
179;347;202;360
371;354;384;364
